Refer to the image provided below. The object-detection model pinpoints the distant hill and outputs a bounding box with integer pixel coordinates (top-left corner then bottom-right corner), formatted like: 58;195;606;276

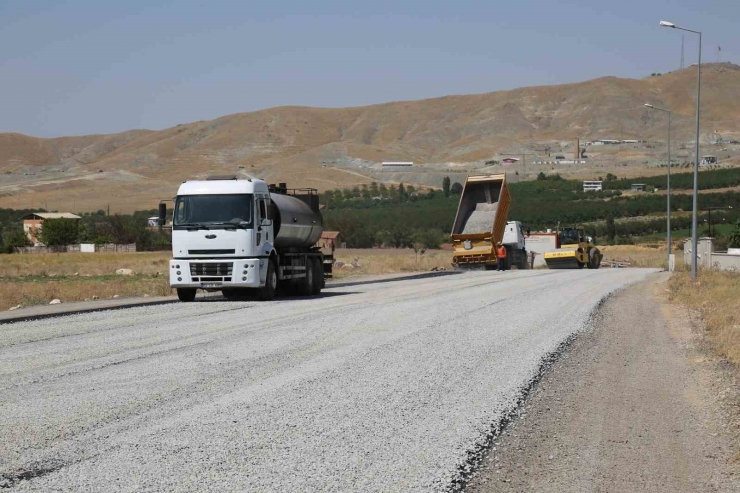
2;63;740;213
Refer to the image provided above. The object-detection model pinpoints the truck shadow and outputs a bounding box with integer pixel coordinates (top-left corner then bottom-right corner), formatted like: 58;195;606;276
197;291;361;302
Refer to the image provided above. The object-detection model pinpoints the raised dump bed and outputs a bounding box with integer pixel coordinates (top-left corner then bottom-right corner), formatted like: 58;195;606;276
451;174;511;267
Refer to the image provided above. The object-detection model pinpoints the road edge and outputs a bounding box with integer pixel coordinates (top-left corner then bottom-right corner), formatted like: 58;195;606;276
441;273;655;492
0;270;462;325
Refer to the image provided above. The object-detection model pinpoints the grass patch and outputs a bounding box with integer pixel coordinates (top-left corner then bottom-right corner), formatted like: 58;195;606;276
636;223;735;242
669;270;740;365
0;252;171;277
331;248;453;278
0;276;171;311
599;245;681;269
0;252;174;311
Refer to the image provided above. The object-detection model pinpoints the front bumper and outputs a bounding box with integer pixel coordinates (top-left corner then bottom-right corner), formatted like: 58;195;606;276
170;259;262;289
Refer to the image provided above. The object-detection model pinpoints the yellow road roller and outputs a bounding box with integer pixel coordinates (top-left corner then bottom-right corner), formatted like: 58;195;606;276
544;226;602;269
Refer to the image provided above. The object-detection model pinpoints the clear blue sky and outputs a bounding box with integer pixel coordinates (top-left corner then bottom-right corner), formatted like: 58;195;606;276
0;0;735;137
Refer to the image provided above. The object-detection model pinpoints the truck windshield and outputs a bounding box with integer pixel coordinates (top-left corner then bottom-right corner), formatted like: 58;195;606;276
174;194;253;229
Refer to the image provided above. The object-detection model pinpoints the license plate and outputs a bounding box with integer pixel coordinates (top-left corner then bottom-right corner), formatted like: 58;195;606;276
200;282;223;288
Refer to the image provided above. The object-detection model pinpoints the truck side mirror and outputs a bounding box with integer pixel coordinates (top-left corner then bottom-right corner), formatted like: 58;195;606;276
158;203;167;226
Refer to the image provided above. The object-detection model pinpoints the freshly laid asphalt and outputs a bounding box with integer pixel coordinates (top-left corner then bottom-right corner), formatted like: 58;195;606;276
0;268;655;491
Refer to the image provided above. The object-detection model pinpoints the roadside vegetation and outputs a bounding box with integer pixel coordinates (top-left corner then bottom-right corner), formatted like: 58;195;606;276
331;248;452;278
669;270;740;365
321;168;740;248
0;252;171;311
0;208;171;253
599;245;677;269
1;168;738;312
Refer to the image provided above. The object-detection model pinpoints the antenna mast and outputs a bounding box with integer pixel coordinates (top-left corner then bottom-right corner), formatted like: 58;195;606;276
680;35;685;69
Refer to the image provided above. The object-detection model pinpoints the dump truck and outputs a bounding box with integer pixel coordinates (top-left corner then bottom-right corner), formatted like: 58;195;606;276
451;173;528;270
161;177;329;301
543;226;602;269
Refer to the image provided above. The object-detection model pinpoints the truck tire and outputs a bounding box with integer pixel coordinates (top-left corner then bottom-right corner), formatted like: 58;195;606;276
300;258;314;296
311;257;323;295
518;249;528;270
257;260;277;301
177;288;197;302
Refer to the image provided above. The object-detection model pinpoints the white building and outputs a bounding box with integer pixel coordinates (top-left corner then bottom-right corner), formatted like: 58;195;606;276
381;161;414;168
583;180;603;192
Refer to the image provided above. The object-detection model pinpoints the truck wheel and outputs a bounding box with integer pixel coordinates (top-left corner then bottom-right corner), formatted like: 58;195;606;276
177;288;197;302
518;249;528;270
311;257;323;295
257;260;277;301
300;258;314;296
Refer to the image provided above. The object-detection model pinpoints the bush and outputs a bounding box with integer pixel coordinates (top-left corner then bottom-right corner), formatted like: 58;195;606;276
728;220;740;248
2;226;31;253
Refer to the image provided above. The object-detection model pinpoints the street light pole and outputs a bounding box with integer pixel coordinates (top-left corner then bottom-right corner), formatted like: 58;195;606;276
644;103;671;269
661;20;702;279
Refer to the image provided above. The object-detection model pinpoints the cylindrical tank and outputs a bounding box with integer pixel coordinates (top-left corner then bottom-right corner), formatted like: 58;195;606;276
271;193;323;248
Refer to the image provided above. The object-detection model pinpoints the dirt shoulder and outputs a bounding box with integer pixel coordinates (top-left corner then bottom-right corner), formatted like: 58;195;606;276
467;272;739;492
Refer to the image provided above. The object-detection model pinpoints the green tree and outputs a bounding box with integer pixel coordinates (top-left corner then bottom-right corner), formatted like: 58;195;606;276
369;182;379;197
442;176;451;197
379;182;389;198
537;172;547;181
605;213;616;244
2;226;31;253
398;183;406;202
361;184;371;200
728;220;740;248
39;218;79;246
450;182;463;195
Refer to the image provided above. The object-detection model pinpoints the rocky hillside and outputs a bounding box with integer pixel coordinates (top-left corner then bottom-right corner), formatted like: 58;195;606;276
1;63;739;212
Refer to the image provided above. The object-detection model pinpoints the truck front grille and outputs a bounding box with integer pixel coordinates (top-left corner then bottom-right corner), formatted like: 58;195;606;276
190;262;233;276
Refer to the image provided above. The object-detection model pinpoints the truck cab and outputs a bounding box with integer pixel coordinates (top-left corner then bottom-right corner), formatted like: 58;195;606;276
166;177;325;301
502;221;526;251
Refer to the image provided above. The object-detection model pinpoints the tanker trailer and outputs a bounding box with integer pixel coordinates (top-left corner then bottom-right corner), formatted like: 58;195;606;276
165;177;326;301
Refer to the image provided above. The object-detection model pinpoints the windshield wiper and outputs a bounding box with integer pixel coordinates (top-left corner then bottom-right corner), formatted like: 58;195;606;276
178;223;210;230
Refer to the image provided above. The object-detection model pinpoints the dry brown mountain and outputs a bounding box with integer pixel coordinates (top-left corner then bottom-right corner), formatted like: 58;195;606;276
2;63;739;213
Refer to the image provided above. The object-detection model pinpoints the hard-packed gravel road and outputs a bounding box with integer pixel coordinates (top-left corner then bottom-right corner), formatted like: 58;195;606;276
0;269;654;492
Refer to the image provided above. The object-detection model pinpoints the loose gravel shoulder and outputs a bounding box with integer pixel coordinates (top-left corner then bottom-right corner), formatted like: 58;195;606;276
466;273;739;492
0;268;655;491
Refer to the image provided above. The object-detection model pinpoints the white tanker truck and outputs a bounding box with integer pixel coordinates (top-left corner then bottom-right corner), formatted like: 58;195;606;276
160;176;328;301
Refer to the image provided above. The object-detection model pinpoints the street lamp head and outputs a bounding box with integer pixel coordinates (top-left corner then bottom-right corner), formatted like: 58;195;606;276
660;20;676;28
644;103;654;108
